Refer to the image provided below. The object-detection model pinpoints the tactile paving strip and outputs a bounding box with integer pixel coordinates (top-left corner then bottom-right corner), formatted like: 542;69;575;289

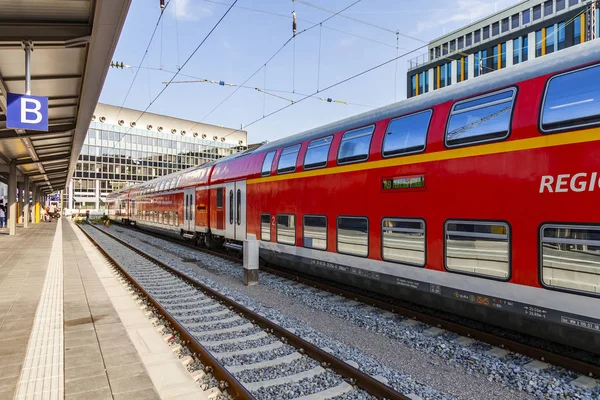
14;219;63;400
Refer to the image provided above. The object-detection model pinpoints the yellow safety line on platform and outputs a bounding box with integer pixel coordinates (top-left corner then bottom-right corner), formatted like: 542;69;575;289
248;127;600;185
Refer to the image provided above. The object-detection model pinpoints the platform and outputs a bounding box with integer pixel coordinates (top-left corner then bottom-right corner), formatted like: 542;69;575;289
0;219;207;400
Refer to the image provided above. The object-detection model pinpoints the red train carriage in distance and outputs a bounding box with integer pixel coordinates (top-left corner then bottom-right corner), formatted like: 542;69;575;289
107;40;600;353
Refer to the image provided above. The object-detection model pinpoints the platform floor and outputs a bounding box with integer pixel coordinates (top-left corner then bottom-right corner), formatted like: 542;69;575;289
0;219;206;400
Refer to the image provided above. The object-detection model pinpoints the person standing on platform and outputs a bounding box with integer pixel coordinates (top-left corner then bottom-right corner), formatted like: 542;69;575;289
86;209;90;222
0;206;5;228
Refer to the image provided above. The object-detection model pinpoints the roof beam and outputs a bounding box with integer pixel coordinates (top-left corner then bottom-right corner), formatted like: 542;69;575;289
15;153;71;165
0;75;8;113
25;167;69;177
2;74;82;82
0;118;75;131
0;23;92;43
0;127;74;140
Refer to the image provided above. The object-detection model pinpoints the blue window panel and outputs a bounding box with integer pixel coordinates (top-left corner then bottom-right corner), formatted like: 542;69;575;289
337;126;374;164
383;110;432;157
542;65;600;132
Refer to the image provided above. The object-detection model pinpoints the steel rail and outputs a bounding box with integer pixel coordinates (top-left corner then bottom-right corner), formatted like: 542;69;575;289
84;223;411;400
112;223;600;379
76;224;256;400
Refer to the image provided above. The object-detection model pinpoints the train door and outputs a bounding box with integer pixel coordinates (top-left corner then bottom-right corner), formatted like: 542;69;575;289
235;181;246;241
183;188;195;232
224;180;247;241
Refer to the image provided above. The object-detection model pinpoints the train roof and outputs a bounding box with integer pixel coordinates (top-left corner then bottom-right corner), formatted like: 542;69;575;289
252;39;600;155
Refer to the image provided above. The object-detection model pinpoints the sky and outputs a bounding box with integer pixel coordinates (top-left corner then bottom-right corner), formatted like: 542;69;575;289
99;0;521;144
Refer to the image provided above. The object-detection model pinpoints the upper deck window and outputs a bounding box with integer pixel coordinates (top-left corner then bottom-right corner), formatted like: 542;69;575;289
383;110;431;157
304;136;332;170
261;151;276;177
541;64;600;132
277;144;301;174
446;88;516;147
337;125;374;165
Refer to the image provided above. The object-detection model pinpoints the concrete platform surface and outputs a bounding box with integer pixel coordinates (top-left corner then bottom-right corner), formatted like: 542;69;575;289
0;218;210;400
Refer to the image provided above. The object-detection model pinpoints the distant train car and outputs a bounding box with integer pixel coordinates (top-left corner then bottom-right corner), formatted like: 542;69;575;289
108;40;600;353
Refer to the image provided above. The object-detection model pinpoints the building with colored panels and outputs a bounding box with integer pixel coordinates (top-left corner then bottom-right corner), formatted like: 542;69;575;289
407;0;599;97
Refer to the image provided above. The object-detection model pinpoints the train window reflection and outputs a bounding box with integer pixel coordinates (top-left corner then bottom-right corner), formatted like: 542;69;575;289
383;111;431;157
337;125;374;164
277;214;296;245
446;88;516;147
261;214;270;241
382;219;425;266
261;151;276;176
304;136;332;170
541;224;600;295
445;221;510;279
541;65;600;132
303;215;327;250
337;217;369;257
277;144;301;174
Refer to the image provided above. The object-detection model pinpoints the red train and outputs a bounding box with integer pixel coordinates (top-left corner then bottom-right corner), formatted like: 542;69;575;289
108;40;600;353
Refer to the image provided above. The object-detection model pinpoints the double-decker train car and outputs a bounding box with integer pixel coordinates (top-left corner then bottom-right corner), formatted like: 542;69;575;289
107;40;600;353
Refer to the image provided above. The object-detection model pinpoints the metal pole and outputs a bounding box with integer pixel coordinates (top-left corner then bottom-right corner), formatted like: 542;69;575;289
8;162;17;235
23;176;29;228
24;41;32;95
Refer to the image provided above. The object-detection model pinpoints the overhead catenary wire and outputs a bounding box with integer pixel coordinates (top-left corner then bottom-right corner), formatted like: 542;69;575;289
115;0;172;121
105;0;239;155
222;5;591;141
185;0;363;134
294;0;426;44
200;0;405;50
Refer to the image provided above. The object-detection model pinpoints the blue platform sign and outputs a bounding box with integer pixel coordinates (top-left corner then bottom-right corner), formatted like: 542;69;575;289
6;92;48;131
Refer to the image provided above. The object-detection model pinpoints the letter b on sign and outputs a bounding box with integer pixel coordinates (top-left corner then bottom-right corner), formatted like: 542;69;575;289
6;92;48;131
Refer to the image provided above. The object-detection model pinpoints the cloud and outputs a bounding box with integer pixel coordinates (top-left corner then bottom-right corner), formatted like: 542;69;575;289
415;0;517;34
171;0;213;20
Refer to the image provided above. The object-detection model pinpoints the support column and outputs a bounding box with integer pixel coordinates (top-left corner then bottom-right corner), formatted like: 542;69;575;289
428;68;434;93
8;162;17;235
32;185;38;224
528;31;536;60
506;39;514;68
17;183;22;224
95;179;100;211
467;54;475;80
24;176;30;228
450;60;457;85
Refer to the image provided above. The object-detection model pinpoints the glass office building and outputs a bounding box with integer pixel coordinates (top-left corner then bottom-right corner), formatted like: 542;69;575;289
67;103;247;211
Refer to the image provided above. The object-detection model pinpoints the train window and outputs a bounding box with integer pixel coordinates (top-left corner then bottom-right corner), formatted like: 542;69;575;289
217;187;224;208
382;110;432;157
541;64;600;132
446;88;516;147
277;144;301;174
261;214;270;241
445;221;510;280
261;151;276;177
304;136;333;170
382;218;426;266
175;211;178;226
540;224;600;295
303;215;327;250
229;190;233;224
337;217;369;257
276;214;296;245
236;189;241;226
337;125;375;165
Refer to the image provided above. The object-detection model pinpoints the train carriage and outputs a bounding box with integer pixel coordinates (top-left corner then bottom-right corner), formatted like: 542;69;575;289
107;40;600;353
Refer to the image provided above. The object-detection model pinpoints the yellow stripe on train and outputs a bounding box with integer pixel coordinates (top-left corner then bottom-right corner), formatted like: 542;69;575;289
247;127;600;185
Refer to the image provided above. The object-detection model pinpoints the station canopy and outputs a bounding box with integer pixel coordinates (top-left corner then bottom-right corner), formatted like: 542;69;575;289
0;0;131;194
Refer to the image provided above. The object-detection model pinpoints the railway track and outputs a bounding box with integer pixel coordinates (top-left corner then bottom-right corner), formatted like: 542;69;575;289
78;222;410;400
104;221;600;381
